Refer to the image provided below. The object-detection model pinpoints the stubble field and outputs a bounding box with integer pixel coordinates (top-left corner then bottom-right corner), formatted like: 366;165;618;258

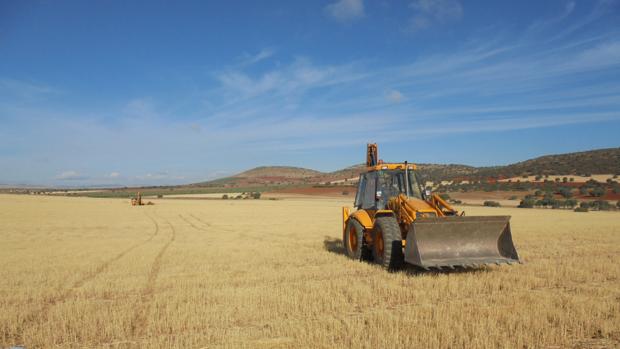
1;194;619;348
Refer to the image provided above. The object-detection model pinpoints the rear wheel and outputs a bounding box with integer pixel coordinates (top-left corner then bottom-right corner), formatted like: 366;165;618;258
344;219;372;261
372;216;404;270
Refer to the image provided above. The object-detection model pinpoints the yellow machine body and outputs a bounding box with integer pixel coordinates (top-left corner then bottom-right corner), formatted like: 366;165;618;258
342;144;520;270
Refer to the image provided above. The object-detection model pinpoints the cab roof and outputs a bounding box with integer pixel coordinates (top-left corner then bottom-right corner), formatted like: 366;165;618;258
366;163;417;172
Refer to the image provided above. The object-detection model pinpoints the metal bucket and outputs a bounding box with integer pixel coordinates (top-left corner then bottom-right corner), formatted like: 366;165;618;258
404;216;519;269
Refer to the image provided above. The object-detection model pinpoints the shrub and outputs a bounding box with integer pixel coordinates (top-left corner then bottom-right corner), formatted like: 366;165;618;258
222;194;228;199
590;187;606;197
617;200;620;208
439;193;451;200
342;190;349;195
483;201;501;207
252;192;262;199
574;207;589;212
508;195;518;200
579;186;589;196
558;187;573;198
157;194;163;198
518;198;535;208
564;199;578;208
592;200;612;211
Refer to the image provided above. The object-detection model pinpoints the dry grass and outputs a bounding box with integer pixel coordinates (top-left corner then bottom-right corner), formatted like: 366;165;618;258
1;194;619;348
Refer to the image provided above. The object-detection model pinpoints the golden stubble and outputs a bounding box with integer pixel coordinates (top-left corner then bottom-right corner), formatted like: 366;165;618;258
0;194;618;348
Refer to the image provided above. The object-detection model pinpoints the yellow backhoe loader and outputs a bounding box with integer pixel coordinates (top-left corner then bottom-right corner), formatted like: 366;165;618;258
342;144;519;270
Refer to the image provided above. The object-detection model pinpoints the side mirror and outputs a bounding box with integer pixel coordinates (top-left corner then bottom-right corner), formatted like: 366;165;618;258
375;190;382;201
425;189;432;197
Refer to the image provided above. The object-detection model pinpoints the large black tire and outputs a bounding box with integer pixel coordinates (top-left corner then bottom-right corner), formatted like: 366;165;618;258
372;216;404;270
343;219;373;261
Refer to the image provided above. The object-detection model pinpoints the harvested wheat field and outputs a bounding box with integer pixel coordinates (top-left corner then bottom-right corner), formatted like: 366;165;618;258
1;194;619;348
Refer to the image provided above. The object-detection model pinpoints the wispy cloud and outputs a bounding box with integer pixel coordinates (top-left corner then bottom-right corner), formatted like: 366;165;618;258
239;48;275;67
215;57;367;99
408;0;463;32
325;0;365;22
56;171;88;180
528;1;576;32
387;90;404;103
123;98;157;118
0;78;60;104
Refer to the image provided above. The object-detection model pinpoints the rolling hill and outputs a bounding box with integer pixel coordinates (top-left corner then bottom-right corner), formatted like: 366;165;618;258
194;147;620;188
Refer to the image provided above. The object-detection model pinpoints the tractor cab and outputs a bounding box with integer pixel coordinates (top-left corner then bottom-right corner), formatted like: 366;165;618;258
354;165;424;210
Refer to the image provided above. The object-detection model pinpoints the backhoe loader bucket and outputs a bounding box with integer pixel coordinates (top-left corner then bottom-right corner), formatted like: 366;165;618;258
404;216;519;269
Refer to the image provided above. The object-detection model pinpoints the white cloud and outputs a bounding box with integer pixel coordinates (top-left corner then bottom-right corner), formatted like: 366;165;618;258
56;171;87;180
325;0;364;22
0;78;59;103
409;0;463;32
239;48;275;66
123;98;156;118
135;172;178;180
387;90;404;103
215;58;366;98
569;41;620;70
108;172;121;178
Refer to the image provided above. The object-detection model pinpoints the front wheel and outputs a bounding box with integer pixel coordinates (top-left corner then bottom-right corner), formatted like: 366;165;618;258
344;219;372;261
372;216;404;270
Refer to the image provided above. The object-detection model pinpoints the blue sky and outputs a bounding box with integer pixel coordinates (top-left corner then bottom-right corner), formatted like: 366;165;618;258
1;0;619;187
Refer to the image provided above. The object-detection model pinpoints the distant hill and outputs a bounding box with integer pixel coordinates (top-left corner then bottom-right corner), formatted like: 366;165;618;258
473;147;620;180
193;147;620;187
234;166;323;178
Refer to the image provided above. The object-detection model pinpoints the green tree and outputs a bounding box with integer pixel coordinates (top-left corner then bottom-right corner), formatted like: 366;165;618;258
590;187;606;197
592;200;611;211
558;187;573;198
564;199;578;208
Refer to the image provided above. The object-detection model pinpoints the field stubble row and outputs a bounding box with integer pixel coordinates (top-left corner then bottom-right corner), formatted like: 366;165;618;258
0;194;619;348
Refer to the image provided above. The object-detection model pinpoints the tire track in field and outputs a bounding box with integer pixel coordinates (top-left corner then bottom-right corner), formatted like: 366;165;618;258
184;214;235;234
181;214;297;250
179;214;207;232
130;214;176;339
9;212;160;342
189;214;212;227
